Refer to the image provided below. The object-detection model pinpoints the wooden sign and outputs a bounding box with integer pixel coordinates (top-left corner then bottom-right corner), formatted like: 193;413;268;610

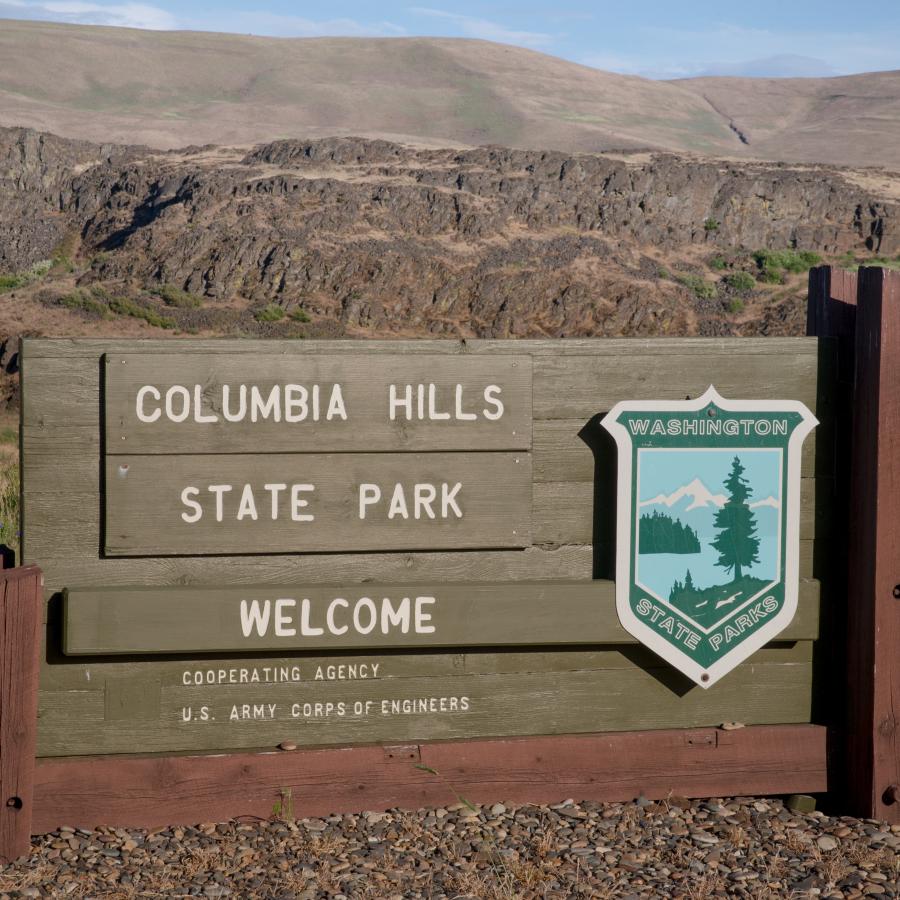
104;354;532;453
102;353;534;556
104;452;531;555
602;386;817;687
20;337;829;761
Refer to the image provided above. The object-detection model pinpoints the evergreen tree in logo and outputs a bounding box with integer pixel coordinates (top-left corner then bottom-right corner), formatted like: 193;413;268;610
711;456;760;581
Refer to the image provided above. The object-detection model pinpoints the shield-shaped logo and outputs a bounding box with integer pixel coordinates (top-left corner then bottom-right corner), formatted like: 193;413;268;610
601;386;817;687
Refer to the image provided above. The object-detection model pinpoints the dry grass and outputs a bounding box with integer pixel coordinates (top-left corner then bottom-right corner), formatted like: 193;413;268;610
0;434;18;558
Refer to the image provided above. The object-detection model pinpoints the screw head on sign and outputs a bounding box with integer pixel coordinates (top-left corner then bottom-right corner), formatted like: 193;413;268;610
893;585;900;599
883;784;900;805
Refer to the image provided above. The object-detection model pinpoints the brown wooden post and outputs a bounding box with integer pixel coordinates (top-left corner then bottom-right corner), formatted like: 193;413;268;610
845;267;900;822
807;266;858;811
0;565;42;863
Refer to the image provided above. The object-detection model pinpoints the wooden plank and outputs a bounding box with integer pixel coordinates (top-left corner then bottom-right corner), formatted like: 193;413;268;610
36;651;813;756
844;268;900;822
104;452;532;556
23;336;821;359
22;345;824;429
105;354;532;454
62;579;821;655
0;567;42;864
21;418;828;487
35;546;594;591
30;724;826;832
531;353;820;419
36;643;814;695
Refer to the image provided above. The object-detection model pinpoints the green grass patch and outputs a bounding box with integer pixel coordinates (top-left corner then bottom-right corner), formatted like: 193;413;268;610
108;295;176;329
254;304;286;323
863;255;900;271
703;218;720;233
150;283;203;308
58;289;111;318
289;308;310;323
675;273;718;300
657;268;670;280
753;248;822;279
0;259;53;294
724;271;756;293
709;256;727;271
0;458;19;556
728;298;745;314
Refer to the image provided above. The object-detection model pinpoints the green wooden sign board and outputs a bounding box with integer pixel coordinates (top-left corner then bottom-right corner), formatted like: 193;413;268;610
602;386;817;687
20;338;830;759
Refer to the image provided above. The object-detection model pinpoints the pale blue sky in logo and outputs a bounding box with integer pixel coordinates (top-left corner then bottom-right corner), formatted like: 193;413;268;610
638;449;781;506
1;1;898;78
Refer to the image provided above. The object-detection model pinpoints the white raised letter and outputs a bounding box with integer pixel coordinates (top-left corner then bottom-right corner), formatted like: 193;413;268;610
274;598;297;637
327;384;347;420
359;484;381;518
389;384;412;421
240;599;271;637
136;386;161;423
180;486;202;523
165;385;191;423
483;385;504;420
441;482;463;518
208;484;233;522
290;484;315;522
237;484;258;521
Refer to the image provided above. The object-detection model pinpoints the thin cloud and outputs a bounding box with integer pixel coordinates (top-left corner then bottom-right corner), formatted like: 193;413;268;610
203;11;407;38
0;0;176;29
409;6;554;48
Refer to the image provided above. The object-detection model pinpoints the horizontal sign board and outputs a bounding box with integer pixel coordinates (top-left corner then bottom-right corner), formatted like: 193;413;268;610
104;354;532;453
104;452;532;556
62;580;821;656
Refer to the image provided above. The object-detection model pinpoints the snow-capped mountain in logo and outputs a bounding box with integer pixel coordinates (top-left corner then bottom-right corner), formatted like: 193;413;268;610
640;478;726;511
749;495;781;509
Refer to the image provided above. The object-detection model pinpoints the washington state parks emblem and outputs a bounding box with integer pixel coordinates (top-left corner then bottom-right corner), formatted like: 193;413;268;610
601;387;817;687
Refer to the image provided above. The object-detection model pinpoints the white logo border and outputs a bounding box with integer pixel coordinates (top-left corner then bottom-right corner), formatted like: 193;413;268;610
601;385;818;688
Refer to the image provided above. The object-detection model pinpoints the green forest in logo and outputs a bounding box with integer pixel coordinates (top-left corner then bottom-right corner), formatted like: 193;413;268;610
641;456;771;629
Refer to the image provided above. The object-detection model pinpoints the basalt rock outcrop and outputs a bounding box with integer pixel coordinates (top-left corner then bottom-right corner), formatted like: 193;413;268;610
1;127;896;339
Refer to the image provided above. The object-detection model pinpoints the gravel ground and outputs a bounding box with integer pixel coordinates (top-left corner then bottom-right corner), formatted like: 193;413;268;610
1;796;898;899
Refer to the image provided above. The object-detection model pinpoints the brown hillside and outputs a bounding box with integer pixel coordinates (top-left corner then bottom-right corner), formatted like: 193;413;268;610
2;20;900;168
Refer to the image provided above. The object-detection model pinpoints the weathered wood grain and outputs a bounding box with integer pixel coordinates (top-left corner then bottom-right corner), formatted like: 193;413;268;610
0;567;43;864
22;419;826;488
103;452;532;556
30;724;827;832
37;546;595;591
23;336;821;359
62;579;820;655
36;649;813;756
22;344;827;428
844;268;900;823
20;336;833;763
104;354;532;454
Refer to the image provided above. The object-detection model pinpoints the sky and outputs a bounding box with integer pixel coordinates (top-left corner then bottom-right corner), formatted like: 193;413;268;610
1;0;899;79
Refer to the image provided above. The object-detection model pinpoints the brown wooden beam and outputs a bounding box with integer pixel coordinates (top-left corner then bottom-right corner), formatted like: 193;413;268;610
845;268;900;822
31;724;826;833
0;566;43;863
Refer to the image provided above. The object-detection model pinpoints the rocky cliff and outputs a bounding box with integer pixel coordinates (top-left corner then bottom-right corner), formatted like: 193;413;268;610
0;127;896;346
